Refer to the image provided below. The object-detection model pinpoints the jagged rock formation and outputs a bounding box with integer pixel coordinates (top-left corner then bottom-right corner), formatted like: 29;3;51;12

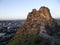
7;6;59;45
14;6;58;39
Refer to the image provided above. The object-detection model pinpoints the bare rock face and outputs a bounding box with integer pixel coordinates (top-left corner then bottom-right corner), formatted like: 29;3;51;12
39;6;52;20
14;6;58;39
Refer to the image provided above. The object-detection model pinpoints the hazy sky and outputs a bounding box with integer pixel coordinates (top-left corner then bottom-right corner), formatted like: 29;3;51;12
0;0;60;20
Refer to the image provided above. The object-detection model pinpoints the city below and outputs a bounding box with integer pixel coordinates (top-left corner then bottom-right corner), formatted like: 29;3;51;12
0;20;25;45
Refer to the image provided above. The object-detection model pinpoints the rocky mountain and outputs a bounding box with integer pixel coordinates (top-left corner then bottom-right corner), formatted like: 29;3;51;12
14;6;58;38
7;6;59;45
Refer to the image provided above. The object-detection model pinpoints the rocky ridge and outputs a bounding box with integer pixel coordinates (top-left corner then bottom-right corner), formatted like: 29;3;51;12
15;6;58;39
7;6;59;45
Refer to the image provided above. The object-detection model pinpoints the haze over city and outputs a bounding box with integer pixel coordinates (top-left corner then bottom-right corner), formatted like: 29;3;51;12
0;0;60;20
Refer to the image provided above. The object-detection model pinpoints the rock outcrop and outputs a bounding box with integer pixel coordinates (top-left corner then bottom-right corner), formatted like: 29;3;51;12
7;6;59;45
14;6;58;39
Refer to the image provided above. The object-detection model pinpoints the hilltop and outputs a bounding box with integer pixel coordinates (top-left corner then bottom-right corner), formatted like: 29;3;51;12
7;6;59;45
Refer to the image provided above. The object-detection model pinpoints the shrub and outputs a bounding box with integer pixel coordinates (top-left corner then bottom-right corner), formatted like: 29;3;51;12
7;37;21;45
32;36;43;44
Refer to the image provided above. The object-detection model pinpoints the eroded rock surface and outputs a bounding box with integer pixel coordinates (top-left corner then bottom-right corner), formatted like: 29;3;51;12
14;6;58;39
7;6;60;45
